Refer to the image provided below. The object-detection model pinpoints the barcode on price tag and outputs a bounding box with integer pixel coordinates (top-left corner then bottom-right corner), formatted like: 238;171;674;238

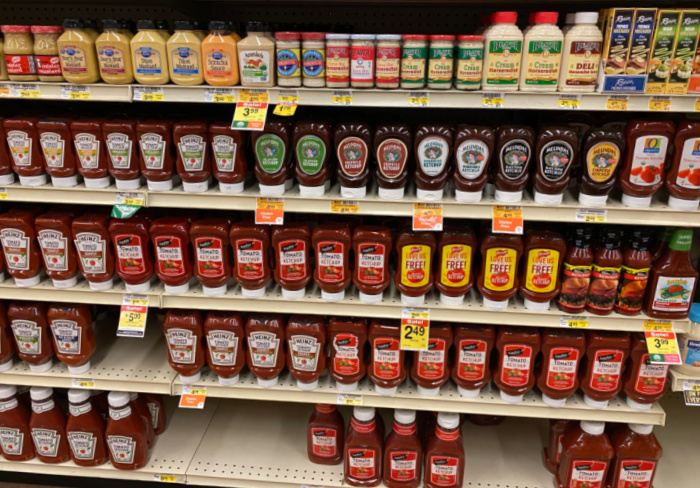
61;85;91;100
204;87;236;103
482;93;504;108
71;378;96;389
575;209;607;223
337;394;363;405
117;295;149;338
133;86;164;101
408;92;429;107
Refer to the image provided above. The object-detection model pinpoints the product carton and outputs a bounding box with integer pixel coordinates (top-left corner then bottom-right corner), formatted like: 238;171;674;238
646;10;682;94
597;8;647;92
602;8;634;75
666;10;700;94
626;9;657;75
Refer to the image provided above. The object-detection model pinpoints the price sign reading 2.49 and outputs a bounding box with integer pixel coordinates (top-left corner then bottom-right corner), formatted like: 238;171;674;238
400;307;430;351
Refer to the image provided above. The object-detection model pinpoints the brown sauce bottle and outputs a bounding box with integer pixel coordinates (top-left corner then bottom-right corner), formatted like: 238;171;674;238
453;125;495;203
294;120;332;197
414;124;453;201
374;123;412;200
577;129;625;207
252;117;292;196
533;126;578;205
334;122;372;198
494;125;535;203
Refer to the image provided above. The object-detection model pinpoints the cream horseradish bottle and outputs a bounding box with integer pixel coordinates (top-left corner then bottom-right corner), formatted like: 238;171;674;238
519;12;563;92
482;11;523;92
238;21;276;87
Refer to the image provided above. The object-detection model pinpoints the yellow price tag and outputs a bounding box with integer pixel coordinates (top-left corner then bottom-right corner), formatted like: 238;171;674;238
576;209;607;223
19;89;40;98
558;95;581;110
332;91;353;105
643;320;680;364
643;320;673;332
69;92;91;100
117;295;149;338
273;93;299;116
143;93;164;101
400;308;430;351
649;97;671;111
0;192;9;200
695;98;700;112
408;92;429;107
331;200;359;214
233;90;269;130
482;93;504;108
606;96;628;111
568;319;589;328
123;198;143;206
337;394;363;405
213;94;236;103
238;89;269;104
685;381;700;392
154;474;178;483
72;378;96;388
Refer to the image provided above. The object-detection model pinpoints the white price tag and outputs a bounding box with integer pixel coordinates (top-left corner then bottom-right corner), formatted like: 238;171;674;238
10;84;40;98
575;209;607;223
61;85;91;100
204;87;236;103
337;394;363;405
133;86;164;101
560;315;590;328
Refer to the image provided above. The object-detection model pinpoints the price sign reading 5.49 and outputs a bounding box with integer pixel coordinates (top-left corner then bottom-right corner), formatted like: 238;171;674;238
232;89;269;130
400;308;430;351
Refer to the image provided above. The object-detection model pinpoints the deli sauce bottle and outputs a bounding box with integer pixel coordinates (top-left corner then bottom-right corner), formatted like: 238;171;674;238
294;120;332;197
414;123;453;201
452;125;495;203
533;126;578;205
375;123;412;200
252;117;292;196
335;121;372;198
577;128;624;207
665;120;700;210
493;125;535;203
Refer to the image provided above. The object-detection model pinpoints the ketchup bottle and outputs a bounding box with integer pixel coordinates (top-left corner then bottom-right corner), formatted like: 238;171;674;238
493;125;535;203
622;333;669;411
252;118;292;196
556;421;614;488
476;231;523;311
0;385;34;461
8;301;53;372
353;225;393;304
137;119;176;191
143;393;167;435
435;225;477;306
109;215;155;293
204;311;246;386
313;223;352;302
395;228;436;306
328;317;367;392
272;223;312;300
209;122;248;194
665;120;700;210
368;319;405;396
47;303;96;375
66;389;108;467
344;407;383;487
543;419;575;474
190;217;231;297
0;302;14;372
70;119;111;188
375;123;412;200
493;326;541;403
410;322;453;396
105;391;150;470
294;120;332;197
423;413;464;488
103;119;141;190
72;212;116;291
286;315;326;390
451;324;495;398
580;331;631;409
452;125;495;203
245;313;286;388
29;387;71;463
536;329;585;408
163;310;206;384
607;424;662;488
307;404;344;466
414;124;453;201
230;221;272;298
335;121;372;198
519;230;567;311
383;409;422;488
3;117;47;186
577;128;624;207
173;121;211;193
37;118;79;187
150;217;194;295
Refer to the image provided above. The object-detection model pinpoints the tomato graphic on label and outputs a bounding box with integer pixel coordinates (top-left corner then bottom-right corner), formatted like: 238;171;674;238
490;271;509;286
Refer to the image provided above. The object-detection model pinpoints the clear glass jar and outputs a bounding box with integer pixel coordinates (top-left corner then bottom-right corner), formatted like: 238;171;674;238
31;26;64;82
301;32;325;88
427;35;455;90
375;34;401;89
351;34;375;88
1;25;37;81
400;34;428;89
455;35;483;90
275;31;301;87
326;33;350;88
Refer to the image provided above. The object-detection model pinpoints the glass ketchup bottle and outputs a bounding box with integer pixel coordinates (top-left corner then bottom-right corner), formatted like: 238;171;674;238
536;329;585;408
493;125;535;203
335;121;372;198
137;119;176;191
286;314;326;390
369;319;405;396
35;208;80;288
66;389;108;467
106;391;150;470
435;225;477;306
395;228;436;306
328;317;367;392
494;326;541;403
383;409;422;488
607;424;662;488
174;121;211;193
451;324;495;398
3;117;47;186
252;117;292;196
272;222;312;300
37;118;79;187
413;124;453;201
423;413;464;488
29;386;71;463
47;303;96;375
8;301;53;372
579;331;631;409
209;122;248;194
410;322;453;396
204;311;246;386
0;207;43;287
353;225;392;304
163;309;205;384
230;220;272;298
150;217;194;295
344;406;383;487
103;119;141;190
614;230;652;316
452;125;495;203
190;217;231;297
109;215;155;293
665;120;700;210
477;231;523;311
622;333;669;411
313;223;352;302
586;228;623;316
245;313;286;388
72;212;116;291
0;302;14;372
0;385;34;461
557;227;594;314
557;421;614;488
70;119;111;188
307;404;344;466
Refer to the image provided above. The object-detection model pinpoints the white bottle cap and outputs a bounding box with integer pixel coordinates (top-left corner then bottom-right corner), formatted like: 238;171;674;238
322;289;345;302
282;287;306;300
51;174;79;187
29;360;53;373
667;195;700;211
378;187;405;200
524;298;550;311
336;380;359;392
89;277;114;291
353;406;375;421
394;409;416;424
457;386;481;398
401;293;425;306
0;173;15;185
147;178;174;191
258;183;286;196
182;180;209;193
629;423;654;435
581;420;605;435
15;274;41;287
241;285;266;299
359;291;383;304
482;296;509;311
578;192;608;207
351;34;376;40
0;358;13;373
500;391;524;403
583;394;609;410
68;389;91;404
374;383;398;396
108;391;130;408
626;397;653;411
286;178;295;190
125;280;151;293
495;189;523;203
0;385;17;398
454;189;483;203
297;378;319;391
440;293;465;306
621;193;652;208
165;282;190;295
542;393;567;408
326;33;351;40
218;374;240;386
298;184;326;197
0;271;5;284
575;12;599;24
534;191;563;206
257;375;279;388
67;362;91;375
340;185;367;199
179;371;201;384
376;34;402;41
437;412;460;429
84;176;112;189
53;275;79;289
115;177;142;190
203;284;227;296
30;386;53;401
416;385;440;396
219;181;245;194
416;188;444;201
19;174;48;187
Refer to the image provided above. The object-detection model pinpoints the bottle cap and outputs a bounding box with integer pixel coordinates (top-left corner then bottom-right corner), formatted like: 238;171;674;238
630;230;652;252
354;406;375;422
541;393;567;408
437;412;460;429
108;391;130;408
30;386;53;402
62;19;84;29
457;386;481;398
524;298;551;311
208;20;227;31
282;287;306;300
101;19;120;30
583;394;609;409
1;25;31;33
394;409;416;424
626;397;653;411
667;195;700;211
218;374;239;386
31;25;64;34
67;361;91;374
374;384;398;396
241;285;266;299
669;229;693;252
454;189;483;203
621;193;652;208
246;21;265;32
137;19;156;30
457;35;484;41
326;33;351;40
401;293;425;306
351;34;376;40
534;12;558;24
629;423;654;435
578;192;608;207
0;385;17;399
377;34;402;41
689;303;700;323
575;12;599;24
68;389;91;404
499;391;524;403
417;385;440;396
315;404;337;413
302;32;325;40
492;12;518;24
402;34;429;41
275;31;301;40
257;376;279;388
429;35;456;41
89;277;114;291
336;380;359;392
581;421;605;435
297;378;319;390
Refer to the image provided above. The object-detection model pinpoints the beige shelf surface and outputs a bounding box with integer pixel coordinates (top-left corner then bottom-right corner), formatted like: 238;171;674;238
0;81;131;102
1;182;139;207
669;369;700;392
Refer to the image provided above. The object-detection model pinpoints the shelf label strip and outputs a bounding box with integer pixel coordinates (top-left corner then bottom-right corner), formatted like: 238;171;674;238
180;386;207;409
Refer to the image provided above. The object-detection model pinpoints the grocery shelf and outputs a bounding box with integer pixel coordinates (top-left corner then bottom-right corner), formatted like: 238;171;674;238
0;316;175;394
669;369;700;392
0;397;219;483
0;81;131;102
1;182;131;207
173;369;666;425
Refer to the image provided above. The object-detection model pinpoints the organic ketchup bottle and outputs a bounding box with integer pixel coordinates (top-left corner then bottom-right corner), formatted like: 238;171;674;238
65;389;108;467
353;225;393;304
586;228;623;316
413;123;453;201
173;121;211;193
29;387;71;463
344;407;383;487
307;404;344;466
204;311;246;386
519;230;566;311
395;228;436;306
105;391;150;470
272;223;312;300
607;424;662;488
109;215;155;293
665;120;700;210
150;217;194;295
557;421;614;488
286;315;326;390
368;319;406;396
410;322;453;396
493;125;535;203
451;324;495;398
579;331;631;409
423;413;464;488
8;301;54;372
383;409;422;488
190;217;231;297
0;385;34;461
435;225;477;306
313;223;352;302
328;317;368;392
477;231;523;311
452;125;495;203
163;310;205;384
614;230;652;316
536;329;585;408
245;313;286;388
622;333;669;411
493;326;541;404
557;227;594;314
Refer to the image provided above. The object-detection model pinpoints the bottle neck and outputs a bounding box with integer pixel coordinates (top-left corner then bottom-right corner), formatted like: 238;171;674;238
31;397;55;414
69;399;93;417
435;425;460;442
393;420;417;436
0;396;18;412
351;417;376;434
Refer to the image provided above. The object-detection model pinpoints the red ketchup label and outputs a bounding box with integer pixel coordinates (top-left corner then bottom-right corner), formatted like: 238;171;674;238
373;337;401;380
35;55;62;75
614;459;656;488
569;460;607;488
317;240;344;284
589;349;624;392
278;239;307;282
500;344;533;387
428;455;459;487
389;450;418;481
311;427;337;458
332;333;360;375
634;353;668;396
347;448;376;479
456;339;488;381
545;347;580;390
195;237;225;279
337;137;368;177
235;238;264;281
356;242;385;285
376;139;408;179
114;234;146;275
154;235;185;278
417;337;447;380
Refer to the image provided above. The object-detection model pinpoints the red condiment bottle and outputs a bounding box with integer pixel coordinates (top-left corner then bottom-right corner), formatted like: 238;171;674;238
308;404;345;466
29;387;71;463
294;120;333;196
543;419;575;474
451;324;495;397
423;413;464;488
272;222;312;300
577;129;625;207
665;120;700;210
368;319;405;396
129;393;155;449
230;220;272;298
395;228;436;306
344;406;383;487
519;230;566;311
353;225;392;304
109;215;155;293
0;120;16;185
105;391;150;470
103;119;141;190
3;117;47;186
619;120;675;208
137;119;176;191
453;125;495;203
614;230;652;316
245;313;286;387
643;229;698;320
0;302;14;372
65;389;108;467
335;122;372;198
0;385;34;461
557;227;594;314
328;317;367;392
72;213;116;291
190;217;231;297
252;118;292;196
493;125;535;203
47;303;96;375
150;217;193;295
70;119;111;188
435;226;476;306
37;118;79;187
533;126;578;205
204;311;246;385
494;326;541;403
174;121;211;193
286;314;326;390
384;409;422;488
0;206;43;287
375;123;412;199
580;331;631;409
163;309;205;384
622;333;669;411
35;208;80;288
209;123;248;194
143;393;167;435
557;421;614;488
414;124;453;201
313;222;352;302
607;424;662;488
8;301;53;372
477;231;523;310
586;228;623;316
536;329;586;408
410;322;453;396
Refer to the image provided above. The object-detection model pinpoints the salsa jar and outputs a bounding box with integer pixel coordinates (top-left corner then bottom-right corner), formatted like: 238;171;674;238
136;120;176;191
174;121;210;193
209;123;247;194
204;311;246;386
435;225;477;306
0;207;43;287
70;119;111;188
109;215;155;293
410;322;453;396
294;120;332;197
577;129;624;207
579;331;631;409
494;125;535;203
395;228;436;306
36;118;79;187
353;225;392;304
313;223;352;302
519;230;566;311
369;319;406;396
328;317;367;392
335;121;372;198
451;324;495;397
8;301;53;372
375;123;412;199
286;315;326;390
477;231;523;310
35;209;80;288
72;213;115;290
230;221;272;298
493;326;541;403
453;125;495;203
414;124;453;201
103;119;140;190
252;117;292;196
3;117;47;186
150;217;193;295
47;304;95;375
245;313;286;388
622;333;669;411
536;329;585;407
272;223;312;300
163;310;205;384
190;217;231;297
533;126;578;205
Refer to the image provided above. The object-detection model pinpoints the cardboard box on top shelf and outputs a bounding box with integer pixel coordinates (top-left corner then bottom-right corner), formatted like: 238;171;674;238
665;10;700;94
687;30;700;93
597;8;648;92
625;9;657;75
645;10;682;94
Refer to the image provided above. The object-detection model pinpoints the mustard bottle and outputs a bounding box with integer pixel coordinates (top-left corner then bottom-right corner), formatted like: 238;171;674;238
202;20;239;86
96;19;134;84
57;19;100;84
131;19;169;85
166;20;204;86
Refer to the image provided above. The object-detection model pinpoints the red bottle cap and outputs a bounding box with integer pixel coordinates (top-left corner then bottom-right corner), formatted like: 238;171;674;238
1;25;31;33
30;25;64;34
301;32;326;40
492;12;518;24
457;35;485;41
533;12;559;24
430;34;456;41
275;31;300;40
402;34;428;41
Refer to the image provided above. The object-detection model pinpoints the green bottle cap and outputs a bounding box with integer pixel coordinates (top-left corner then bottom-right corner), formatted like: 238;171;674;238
669;229;693;252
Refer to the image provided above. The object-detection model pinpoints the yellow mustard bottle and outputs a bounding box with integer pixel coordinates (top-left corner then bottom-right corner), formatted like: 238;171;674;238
131;19;169;85
57;19;100;84
202;20;239;86
166;20;204;86
95;19;134;84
